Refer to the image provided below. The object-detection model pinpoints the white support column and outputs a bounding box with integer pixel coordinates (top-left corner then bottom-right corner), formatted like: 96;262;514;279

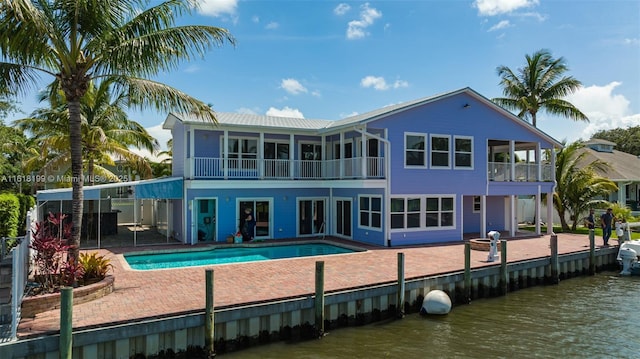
547;191;554;234
259;132;264;179
339;132;345;179
536;143;542;181
289;134;295;179
510;195;516;237
361;129;367;178
223;130;229;179
481;195;487;238
189;129;195;179
535;186;541;235
509;140;515;181
321;135;326;177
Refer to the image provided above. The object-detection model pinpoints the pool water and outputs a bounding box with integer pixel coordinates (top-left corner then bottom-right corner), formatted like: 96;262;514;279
124;243;358;270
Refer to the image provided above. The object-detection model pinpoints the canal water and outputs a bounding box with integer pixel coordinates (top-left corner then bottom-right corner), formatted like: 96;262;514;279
221;272;639;358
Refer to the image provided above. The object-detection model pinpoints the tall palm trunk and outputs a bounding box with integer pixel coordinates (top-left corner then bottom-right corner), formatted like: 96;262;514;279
68;100;84;262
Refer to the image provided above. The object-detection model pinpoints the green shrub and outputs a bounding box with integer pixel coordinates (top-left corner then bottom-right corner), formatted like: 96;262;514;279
79;252;113;284
0;192;20;238
16;193;35;236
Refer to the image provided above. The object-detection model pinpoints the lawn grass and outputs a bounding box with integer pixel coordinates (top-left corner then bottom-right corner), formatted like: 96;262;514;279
519;225;640;240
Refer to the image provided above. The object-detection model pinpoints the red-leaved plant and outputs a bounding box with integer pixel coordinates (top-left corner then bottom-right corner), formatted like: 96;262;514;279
29;213;80;293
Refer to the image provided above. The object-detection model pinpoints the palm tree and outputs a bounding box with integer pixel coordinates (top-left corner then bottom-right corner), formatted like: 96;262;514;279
551;141;617;231
493;49;588;127
1;0;234;261
18;80;159;186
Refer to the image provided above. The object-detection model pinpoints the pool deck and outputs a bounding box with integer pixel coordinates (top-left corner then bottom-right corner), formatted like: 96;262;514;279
17;232;614;338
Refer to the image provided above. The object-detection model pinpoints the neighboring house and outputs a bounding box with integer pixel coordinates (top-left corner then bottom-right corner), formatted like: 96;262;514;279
36;87;561;247
579;139;640;210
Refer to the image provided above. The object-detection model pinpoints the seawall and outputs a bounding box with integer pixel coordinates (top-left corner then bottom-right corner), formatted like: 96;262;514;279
0;245;619;358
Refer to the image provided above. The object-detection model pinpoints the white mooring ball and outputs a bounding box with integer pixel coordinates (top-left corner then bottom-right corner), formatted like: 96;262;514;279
421;290;452;315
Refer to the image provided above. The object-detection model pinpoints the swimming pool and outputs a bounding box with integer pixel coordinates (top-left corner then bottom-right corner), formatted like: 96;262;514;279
124;243;359;270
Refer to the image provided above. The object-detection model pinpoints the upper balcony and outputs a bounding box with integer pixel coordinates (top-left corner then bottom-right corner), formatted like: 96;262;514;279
187;157;386;180
488;162;553;182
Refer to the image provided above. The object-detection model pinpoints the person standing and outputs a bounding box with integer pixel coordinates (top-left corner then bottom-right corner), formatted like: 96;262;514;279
585;208;595;230
600;208;615;246
240;207;256;242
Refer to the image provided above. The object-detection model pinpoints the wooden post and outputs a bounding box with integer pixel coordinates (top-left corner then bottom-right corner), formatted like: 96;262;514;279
464;242;471;303
205;269;215;357
589;229;596;275
59;287;73;359
500;240;508;295
314;261;325;336
550;234;559;284
397;252;405;318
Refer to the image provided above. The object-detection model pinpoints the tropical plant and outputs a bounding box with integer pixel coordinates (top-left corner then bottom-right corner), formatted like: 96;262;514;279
29;213;75;293
1;0;234;262
549;141;618;231
79;252;113;284
16;80;159;186
493;49;588;127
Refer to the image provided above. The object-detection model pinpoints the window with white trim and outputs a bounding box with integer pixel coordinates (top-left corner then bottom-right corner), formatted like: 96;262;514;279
454;136;473;169
359;196;382;229
390;197;421;229
227;137;257;169
425;196;455;228
405;133;426;167
473;196;481;213
430;135;450;168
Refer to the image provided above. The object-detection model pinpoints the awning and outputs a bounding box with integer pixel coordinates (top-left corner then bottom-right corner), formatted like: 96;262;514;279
36;177;183;201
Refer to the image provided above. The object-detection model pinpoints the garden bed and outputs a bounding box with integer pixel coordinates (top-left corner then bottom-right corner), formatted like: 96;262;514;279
21;275;114;318
469;239;502;251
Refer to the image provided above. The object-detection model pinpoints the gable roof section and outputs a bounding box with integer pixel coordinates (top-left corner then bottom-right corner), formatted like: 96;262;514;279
578;147;640;181
162;87;562;148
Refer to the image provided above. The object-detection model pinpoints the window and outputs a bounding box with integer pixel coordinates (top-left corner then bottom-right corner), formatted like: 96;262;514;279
454;136;473;169
425;196;455;228
359;196;382;230
405;133;426;167
473;196;481;213
227;138;257;168
391;197;421;229
430;135;450;168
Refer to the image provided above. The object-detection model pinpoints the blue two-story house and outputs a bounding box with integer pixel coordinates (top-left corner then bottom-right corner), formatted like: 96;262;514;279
160;87;560;247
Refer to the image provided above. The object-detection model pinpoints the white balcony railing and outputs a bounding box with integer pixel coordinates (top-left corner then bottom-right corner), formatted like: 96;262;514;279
192;157;385;180
488;162;553;182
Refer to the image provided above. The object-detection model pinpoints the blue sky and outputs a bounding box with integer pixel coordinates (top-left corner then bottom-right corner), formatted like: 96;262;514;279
7;0;640;159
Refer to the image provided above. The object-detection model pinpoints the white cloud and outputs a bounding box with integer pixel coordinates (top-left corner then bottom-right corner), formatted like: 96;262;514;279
184;65;200;73
197;0;237;17
346;3;382;40
334;3;351;16
266;106;305;118
265;21;279;30
280;78;308;95
360;76;408;91
252;15;260;23
488;20;511;32
623;38;640;46
473;0;539;16
311;90;321;97
129;124;171;162
540;82;640;142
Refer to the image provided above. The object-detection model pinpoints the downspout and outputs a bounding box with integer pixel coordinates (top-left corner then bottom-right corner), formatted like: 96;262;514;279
353;127;392;247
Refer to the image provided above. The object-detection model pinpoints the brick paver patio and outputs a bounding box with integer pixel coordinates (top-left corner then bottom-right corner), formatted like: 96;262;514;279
17;233;611;338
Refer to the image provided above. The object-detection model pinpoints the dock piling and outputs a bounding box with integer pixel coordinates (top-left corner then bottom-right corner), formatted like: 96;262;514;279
60;287;73;359
550;234;559;284
500;240;508;295
315;261;325;336
589;229;596;275
205;269;215;357
464;242;471;303
397;253;405;318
